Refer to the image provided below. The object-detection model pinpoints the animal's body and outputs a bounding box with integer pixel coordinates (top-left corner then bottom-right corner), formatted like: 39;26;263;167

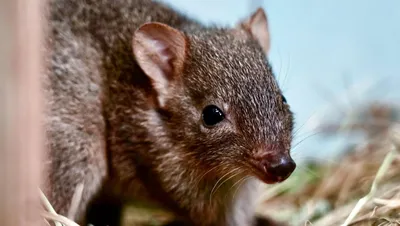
43;0;296;225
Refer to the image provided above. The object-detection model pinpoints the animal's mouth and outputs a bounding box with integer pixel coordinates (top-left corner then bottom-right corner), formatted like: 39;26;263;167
251;168;287;184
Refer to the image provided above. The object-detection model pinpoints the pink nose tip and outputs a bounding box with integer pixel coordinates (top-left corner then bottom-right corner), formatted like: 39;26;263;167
262;156;296;181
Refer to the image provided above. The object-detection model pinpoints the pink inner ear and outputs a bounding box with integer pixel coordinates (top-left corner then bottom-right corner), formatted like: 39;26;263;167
132;22;187;105
133;22;187;79
151;39;173;77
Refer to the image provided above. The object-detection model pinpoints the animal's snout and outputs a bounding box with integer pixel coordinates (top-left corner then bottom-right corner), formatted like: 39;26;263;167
252;143;297;184
262;156;296;181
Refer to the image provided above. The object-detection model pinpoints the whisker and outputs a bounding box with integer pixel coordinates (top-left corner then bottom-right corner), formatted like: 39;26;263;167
292;109;321;138
296;165;321;179
209;169;242;203
277;48;283;86
232;176;250;201
193;164;221;188
224;174;247;200
208;168;240;204
291;131;322;154
291;155;340;165
282;53;291;90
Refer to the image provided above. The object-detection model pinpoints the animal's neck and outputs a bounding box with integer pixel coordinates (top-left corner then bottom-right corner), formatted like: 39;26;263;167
224;177;261;225
185;176;261;226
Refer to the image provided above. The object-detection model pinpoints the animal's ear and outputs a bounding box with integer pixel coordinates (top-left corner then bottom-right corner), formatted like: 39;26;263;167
236;7;270;55
132;22;187;108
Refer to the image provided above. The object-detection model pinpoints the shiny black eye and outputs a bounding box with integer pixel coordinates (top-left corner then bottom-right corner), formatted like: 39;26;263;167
281;95;287;104
202;105;225;126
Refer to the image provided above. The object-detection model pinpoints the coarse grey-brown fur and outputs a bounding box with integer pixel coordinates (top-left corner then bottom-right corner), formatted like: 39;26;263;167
43;0;294;225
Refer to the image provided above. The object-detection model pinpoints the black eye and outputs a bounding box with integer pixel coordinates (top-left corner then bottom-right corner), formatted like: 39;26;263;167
202;105;225;126
281;95;287;104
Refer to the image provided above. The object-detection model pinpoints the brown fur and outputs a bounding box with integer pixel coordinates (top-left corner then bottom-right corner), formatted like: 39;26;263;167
43;0;295;225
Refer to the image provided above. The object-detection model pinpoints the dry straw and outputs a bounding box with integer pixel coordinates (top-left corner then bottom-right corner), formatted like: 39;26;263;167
257;102;400;226
40;184;82;226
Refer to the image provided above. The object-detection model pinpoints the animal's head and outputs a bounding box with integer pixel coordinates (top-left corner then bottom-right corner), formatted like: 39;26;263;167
132;8;295;186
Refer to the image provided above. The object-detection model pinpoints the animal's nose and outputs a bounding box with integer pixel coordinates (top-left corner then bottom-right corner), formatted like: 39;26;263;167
263;156;296;180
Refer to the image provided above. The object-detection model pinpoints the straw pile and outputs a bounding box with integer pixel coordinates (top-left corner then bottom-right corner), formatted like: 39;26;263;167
258;101;400;226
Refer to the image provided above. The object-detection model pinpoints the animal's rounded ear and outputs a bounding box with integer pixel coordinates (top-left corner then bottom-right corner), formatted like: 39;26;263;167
235;8;270;55
132;22;187;107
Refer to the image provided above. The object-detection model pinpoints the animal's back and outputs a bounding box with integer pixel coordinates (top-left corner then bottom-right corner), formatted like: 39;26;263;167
45;0;200;120
43;0;107;221
43;0;199;222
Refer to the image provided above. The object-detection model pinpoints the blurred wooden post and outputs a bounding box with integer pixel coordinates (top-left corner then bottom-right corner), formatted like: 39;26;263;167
0;0;45;225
